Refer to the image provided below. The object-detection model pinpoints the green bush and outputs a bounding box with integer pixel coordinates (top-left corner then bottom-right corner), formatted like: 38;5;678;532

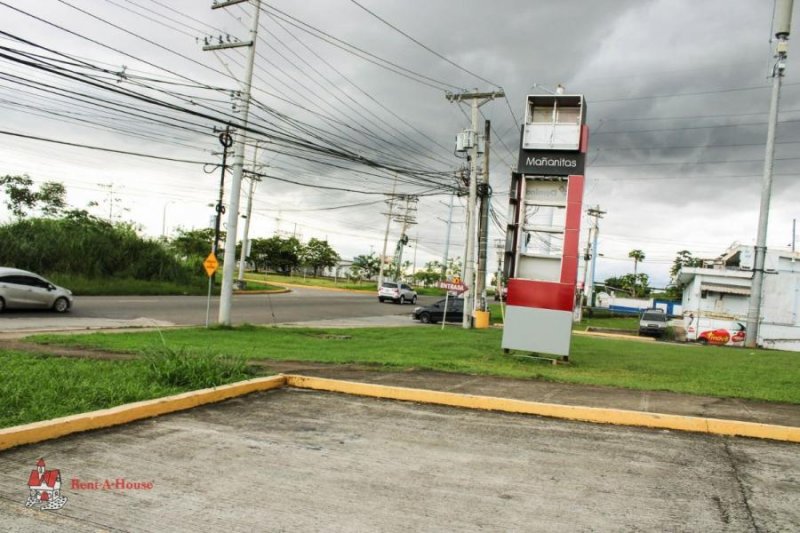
0;212;194;283
143;346;253;389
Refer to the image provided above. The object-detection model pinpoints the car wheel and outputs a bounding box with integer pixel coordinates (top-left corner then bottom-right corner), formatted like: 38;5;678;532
698;338;708;345
419;312;431;324
378;297;384;303
0;297;5;313
399;296;405;304
411;295;417;304
52;297;70;313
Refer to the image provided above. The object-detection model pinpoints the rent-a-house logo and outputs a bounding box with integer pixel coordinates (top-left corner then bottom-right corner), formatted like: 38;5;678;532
24;458;155;511
26;458;67;511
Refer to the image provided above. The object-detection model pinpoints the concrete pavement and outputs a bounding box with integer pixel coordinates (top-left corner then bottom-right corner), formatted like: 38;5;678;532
1;389;797;532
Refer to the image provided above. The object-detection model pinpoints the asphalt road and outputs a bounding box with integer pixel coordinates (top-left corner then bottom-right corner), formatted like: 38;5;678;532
0;287;439;327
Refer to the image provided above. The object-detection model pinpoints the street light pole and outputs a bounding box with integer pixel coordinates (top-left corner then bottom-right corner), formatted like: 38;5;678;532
746;0;794;348
161;200;175;238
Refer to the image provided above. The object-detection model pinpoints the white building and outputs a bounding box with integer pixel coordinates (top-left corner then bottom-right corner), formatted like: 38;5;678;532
677;244;800;351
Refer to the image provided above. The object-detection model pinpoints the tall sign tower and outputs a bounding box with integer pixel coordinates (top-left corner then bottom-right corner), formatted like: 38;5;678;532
502;92;588;358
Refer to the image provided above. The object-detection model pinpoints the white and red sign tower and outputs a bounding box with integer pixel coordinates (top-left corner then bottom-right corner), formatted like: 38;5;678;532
501;92;588;358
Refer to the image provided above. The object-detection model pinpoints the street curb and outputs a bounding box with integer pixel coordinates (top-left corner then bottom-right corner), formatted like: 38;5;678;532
573;330;656;342
2;373;798;451
233;288;291;295
245;279;373;294
284;375;800;444
0;375;286;451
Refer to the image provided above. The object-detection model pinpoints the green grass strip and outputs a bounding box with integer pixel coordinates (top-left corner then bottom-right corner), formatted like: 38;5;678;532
27;325;800;405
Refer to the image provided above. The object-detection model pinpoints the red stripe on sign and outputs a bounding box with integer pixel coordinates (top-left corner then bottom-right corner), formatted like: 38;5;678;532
507;279;575;312
580;125;590;154
566;175;584;210
560;255;579;285
563;228;580;257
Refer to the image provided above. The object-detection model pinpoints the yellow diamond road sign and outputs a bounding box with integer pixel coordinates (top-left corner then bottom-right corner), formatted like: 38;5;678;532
203;253;219;277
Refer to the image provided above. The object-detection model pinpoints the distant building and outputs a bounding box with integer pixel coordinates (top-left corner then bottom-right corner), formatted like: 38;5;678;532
320;259;354;280
677;243;800;351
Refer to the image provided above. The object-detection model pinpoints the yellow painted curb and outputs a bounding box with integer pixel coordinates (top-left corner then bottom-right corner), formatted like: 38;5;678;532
573;330;655;342
245;278;373;294
0;375;286;451
233;288;291;295
284;375;800;444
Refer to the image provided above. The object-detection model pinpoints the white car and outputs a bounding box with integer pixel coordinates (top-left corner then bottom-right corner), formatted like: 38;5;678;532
378;281;417;304
0;267;74;313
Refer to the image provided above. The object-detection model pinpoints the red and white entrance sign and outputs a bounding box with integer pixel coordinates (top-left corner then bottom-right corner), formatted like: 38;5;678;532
436;280;468;293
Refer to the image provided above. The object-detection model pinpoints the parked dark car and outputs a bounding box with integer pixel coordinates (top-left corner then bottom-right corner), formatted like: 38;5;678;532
413;298;463;324
638;308;668;337
0;267;74;313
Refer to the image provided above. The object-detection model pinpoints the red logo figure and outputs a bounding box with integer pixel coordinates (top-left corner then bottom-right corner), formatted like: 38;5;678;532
25;458;67;510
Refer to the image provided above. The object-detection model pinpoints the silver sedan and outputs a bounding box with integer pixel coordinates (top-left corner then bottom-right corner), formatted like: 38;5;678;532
0;267;74;313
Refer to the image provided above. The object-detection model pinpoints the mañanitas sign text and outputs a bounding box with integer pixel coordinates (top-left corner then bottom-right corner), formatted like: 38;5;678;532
517;150;585;176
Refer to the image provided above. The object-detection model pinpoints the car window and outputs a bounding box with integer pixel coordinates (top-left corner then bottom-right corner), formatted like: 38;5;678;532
382;282;397;288
401;284;410;290
642;312;666;321
0;275;35;286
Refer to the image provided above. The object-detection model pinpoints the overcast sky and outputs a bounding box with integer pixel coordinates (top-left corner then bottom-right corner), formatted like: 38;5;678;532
0;0;798;288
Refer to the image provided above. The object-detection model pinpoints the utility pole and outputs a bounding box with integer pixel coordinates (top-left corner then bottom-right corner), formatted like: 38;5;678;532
440;191;455;280
476;119;491;311
237;142;262;285
446;89;504;329
586;205;606;308
411;233;418;277
392;195;419;279
205;0;261;326
377;178;397;286
746;0;793;348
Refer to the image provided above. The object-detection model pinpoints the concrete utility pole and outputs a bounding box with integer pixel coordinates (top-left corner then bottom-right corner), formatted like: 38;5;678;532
746;0;794;348
392;195;419;279
586;205;606;308
440;191;455;280
206;0;262;326
446;89;504;329
377;178;397;286
476;119;491;311
237;142;262;285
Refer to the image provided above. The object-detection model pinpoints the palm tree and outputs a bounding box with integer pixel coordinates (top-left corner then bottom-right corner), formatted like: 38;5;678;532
628;249;646;297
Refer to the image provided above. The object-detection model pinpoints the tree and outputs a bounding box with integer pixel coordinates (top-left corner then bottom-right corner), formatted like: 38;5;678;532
249;235;303;274
413;260;445;287
628;249;646;297
169;228;218;259
0;174;66;218
670;250;703;278
604;273;651;297
303;238;340;276
666;250;704;300
351;253;380;281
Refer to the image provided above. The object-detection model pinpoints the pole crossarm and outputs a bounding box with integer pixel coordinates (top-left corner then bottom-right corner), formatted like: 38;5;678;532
212;0;250;9
203;41;253;51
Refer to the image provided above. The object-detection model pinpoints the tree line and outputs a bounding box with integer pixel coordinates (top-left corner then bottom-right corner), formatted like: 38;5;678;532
0;175;340;282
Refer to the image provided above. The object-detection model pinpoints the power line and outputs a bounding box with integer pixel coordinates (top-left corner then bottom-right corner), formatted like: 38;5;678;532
259;2;464;92
348;0;500;88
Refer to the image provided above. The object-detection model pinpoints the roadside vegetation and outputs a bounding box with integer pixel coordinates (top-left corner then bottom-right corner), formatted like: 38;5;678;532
0;348;255;428
27;326;800;404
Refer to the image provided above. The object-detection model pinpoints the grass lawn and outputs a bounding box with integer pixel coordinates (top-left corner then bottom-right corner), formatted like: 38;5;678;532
28;326;800;404
0;349;255;428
